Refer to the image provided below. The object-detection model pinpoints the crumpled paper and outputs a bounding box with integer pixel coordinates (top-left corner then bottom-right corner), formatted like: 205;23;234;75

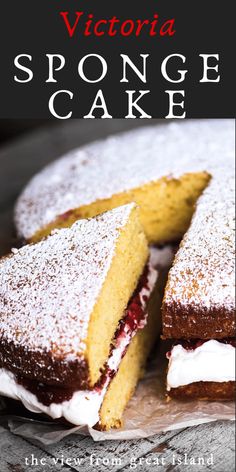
0;343;234;443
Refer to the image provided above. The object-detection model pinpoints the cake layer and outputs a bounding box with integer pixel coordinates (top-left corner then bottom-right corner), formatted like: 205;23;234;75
167;340;235;391
168;382;235;401
99;280;161;430
100;246;174;429
0;253;162;428
0;204;148;388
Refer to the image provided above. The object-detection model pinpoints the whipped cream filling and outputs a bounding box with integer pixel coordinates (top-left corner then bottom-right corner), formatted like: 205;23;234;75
0;260;158;427
167;340;236;390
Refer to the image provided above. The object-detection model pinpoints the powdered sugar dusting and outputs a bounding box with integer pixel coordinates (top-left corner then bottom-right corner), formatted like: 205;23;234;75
15;120;234;240
13;120;235;316
0;204;134;359
164;168;235;313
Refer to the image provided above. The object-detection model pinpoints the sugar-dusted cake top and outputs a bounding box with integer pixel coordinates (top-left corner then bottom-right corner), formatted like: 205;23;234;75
0;204;134;360
163;168;235;317
15;120;234;240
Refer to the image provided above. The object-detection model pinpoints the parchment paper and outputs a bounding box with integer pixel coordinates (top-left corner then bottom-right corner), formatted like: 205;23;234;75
0;344;234;444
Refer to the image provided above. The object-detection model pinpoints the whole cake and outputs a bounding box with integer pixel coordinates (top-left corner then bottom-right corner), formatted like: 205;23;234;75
0;204;167;429
14;120;235;402
0;120;235;420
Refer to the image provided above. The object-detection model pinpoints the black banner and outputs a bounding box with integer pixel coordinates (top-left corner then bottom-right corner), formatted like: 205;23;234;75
1;1;234;118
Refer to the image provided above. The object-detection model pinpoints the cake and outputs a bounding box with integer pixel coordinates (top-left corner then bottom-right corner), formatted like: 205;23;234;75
15;120;227;245
162;169;235;400
0;203;167;429
14;120;235;402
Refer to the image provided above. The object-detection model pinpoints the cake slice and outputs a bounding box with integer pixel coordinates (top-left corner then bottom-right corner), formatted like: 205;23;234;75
0;203;162;429
162;171;235;340
162;171;235;400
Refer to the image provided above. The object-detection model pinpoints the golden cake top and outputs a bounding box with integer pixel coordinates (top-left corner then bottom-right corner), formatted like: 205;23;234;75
0;204;134;360
15;120;234;241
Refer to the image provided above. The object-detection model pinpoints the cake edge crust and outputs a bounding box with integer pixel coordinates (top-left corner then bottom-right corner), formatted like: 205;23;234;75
162;301;236;339
167;380;235;401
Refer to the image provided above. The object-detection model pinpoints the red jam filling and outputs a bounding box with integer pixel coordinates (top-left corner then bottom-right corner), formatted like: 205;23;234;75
58;210;74;221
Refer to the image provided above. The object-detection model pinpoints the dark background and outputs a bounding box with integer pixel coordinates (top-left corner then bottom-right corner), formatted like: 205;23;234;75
0;120;49;144
0;0;234;118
